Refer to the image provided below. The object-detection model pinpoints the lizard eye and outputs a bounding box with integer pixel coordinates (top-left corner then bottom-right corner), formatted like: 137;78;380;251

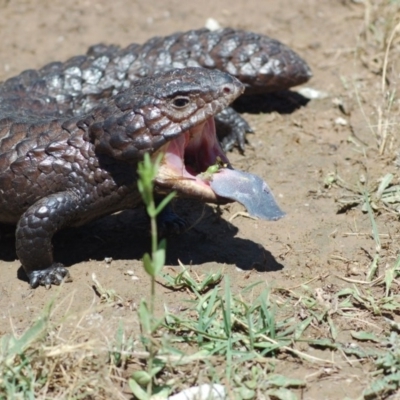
172;96;190;108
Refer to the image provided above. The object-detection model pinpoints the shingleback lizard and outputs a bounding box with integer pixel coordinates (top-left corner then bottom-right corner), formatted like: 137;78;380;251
0;28;311;288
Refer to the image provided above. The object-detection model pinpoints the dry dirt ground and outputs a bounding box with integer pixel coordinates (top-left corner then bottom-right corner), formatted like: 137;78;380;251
0;0;400;399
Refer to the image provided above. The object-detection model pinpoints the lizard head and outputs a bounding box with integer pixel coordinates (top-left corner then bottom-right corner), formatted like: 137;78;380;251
90;67;244;203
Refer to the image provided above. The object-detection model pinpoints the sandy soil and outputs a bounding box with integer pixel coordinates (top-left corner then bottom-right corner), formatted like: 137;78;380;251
0;1;399;399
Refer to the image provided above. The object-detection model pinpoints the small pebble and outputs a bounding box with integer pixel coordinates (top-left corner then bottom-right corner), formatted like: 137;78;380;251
297;87;328;99
334;117;347;126
205;18;221;31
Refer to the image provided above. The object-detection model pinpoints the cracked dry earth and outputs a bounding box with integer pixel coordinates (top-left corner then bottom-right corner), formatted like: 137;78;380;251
0;1;399;399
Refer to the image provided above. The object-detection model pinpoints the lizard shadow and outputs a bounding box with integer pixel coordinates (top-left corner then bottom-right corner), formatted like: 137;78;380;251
8;199;284;283
233;90;310;114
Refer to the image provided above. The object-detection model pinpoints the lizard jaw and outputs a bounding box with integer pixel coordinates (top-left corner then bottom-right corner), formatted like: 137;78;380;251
154;117;231;203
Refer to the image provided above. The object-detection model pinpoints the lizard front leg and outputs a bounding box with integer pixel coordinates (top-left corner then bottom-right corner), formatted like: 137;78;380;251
16;192;80;288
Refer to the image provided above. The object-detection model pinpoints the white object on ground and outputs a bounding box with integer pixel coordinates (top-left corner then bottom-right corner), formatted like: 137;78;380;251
205;18;221;31
168;384;226;400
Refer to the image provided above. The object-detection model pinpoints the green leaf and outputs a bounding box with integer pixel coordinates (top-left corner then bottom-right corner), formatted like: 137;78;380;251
327;316;338;340
158;238;167;252
137;177;151;206
223;277;232;335
138;299;151;336
267;387;298;400
267;374;306;388
150;363;165;377
238;386;256;399
336;288;356;297
152;385;171;398
376;173;393;200
364;374;399;399
132;370;151;386
367;253;380;282
293;316;312;340
351;330;380;342
143;253;155;277
386;255;400;296
129;378;149;400
153;247;166;276
363;190;381;252
155;192;176;215
7;312;49;357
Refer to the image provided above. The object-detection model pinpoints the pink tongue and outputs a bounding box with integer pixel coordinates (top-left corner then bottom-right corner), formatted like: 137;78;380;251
209;169;285;221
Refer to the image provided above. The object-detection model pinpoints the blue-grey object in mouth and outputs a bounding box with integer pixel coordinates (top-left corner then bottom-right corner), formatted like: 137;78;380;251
209;168;285;221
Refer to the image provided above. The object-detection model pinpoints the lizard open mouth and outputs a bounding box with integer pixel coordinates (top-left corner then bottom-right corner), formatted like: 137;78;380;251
154;115;286;221
154;116;231;203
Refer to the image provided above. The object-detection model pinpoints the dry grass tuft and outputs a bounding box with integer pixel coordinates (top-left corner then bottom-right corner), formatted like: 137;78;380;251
0;293;131;400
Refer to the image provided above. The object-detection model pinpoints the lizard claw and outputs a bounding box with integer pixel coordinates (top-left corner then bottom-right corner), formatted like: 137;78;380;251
28;263;72;289
157;206;188;236
215;107;254;152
